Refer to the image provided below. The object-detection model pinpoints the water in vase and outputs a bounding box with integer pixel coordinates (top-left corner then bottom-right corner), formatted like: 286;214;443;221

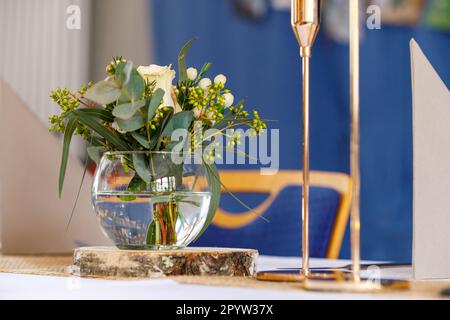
92;191;211;249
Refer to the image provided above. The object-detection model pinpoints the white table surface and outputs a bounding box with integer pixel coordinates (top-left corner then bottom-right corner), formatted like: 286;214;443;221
0;256;419;300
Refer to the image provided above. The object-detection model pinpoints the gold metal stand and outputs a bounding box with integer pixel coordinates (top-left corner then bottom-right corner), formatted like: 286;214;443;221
257;0;410;292
257;0;331;282
301;0;408;292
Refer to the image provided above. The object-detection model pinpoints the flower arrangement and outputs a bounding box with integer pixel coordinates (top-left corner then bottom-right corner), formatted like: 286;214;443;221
49;39;266;246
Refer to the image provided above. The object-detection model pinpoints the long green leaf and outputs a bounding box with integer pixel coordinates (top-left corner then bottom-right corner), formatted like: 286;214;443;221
73;111;130;150
131;132;150;148
178;38;197;82
76;108;114;122
194;162;221;240
205;163;270;224
58;117;78;197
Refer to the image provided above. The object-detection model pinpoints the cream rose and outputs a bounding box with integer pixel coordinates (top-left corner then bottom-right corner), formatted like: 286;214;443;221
137;64;177;109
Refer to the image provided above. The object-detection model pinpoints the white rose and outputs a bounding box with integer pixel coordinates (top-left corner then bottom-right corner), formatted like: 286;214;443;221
223;93;234;108
137;64;176;108
187;67;198;81
199;78;212;91
214;74;227;85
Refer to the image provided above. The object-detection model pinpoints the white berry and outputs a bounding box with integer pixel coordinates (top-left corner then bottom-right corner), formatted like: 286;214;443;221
199;78;212;90
223;93;234;108
214;74;227;85
187;67;198;81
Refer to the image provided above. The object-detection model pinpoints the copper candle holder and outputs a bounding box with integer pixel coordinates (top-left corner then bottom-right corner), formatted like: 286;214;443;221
257;0;409;292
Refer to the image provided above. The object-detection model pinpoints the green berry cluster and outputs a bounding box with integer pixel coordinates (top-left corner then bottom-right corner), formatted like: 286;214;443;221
251;110;266;135
187;86;207;109
48;83;93;140
229;104;249;118
49;88;79;133
186;82;230;125
148;106;172;131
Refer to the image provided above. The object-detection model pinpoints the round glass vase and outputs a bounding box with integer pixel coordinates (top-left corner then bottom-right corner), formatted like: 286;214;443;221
92;151;212;250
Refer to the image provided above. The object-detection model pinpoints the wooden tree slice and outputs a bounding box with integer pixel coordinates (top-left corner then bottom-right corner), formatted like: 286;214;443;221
71;247;258;278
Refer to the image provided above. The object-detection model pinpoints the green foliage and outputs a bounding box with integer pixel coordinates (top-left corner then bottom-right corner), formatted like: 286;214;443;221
123;68;145;102
87;146;106;165
130;132;150;148
132;153;152;183
71;109;130;150
113;100;146;120
147;88;165;122
115;61;133;86
84;80;121;106
58;117;78;197
115;114;145;132
196;62;212;82
178;37;197;82
194;162;221;240
49;39;268;230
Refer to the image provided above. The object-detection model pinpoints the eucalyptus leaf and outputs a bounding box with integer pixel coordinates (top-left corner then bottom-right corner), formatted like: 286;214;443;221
146;153;183;186
147;88;165;122
76;108;114;122
123;68;145;102
58;117;78;197
112;100;145;120
130;132;150;148
115;61;133;86
87;146;105;165
162;111;194;136
84;80;121;105
162;111;194;150
132;153;151;183
178;38;197;82
115;114;145;132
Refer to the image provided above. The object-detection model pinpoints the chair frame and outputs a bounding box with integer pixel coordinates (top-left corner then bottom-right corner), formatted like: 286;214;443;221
213;170;352;259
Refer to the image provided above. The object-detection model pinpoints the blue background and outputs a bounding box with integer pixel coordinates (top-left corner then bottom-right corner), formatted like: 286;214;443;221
149;0;450;262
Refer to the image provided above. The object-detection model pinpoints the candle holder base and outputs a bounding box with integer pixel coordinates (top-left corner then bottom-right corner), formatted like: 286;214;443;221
302;277;410;293
256;269;343;282
257;268;410;293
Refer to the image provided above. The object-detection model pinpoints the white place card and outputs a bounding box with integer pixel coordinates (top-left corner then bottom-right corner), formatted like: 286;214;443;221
411;39;450;279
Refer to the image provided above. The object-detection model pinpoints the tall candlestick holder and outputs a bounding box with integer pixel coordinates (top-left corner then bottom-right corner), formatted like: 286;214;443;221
257;0;335;283
257;0;410;292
